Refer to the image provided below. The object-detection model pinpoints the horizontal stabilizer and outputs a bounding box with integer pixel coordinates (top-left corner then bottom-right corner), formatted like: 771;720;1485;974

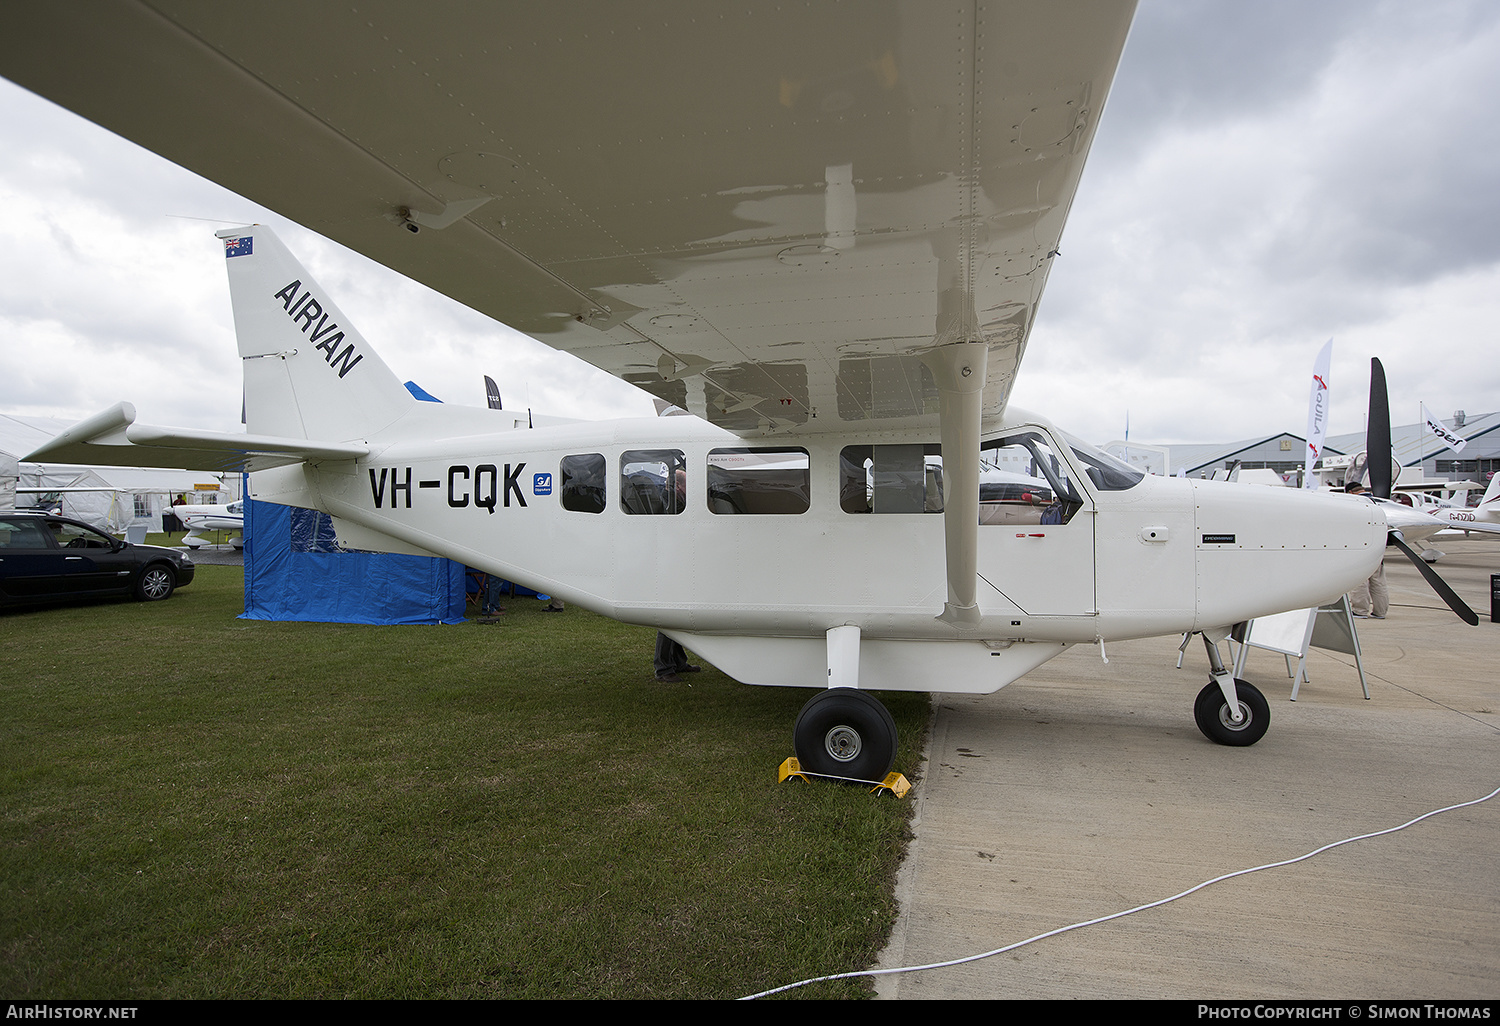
1439;518;1500;537
24;402;367;473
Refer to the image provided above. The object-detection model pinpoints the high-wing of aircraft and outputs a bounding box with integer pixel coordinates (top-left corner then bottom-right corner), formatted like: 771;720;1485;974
8;3;1424;776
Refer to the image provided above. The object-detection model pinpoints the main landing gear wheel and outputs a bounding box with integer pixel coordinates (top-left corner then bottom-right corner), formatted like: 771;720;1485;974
793;689;897;782
1193;679;1269;747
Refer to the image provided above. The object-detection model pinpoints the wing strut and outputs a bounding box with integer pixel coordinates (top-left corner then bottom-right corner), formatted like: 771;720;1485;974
925;342;989;628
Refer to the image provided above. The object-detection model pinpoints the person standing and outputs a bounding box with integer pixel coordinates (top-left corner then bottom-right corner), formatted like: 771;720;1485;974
479;573;506;622
654;633;700;682
1345;483;1389;618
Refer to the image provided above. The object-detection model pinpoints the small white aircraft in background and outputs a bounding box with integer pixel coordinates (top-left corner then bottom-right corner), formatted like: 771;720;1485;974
1384;474;1500;562
7;4;1474;778
176;500;244;550
1334;398;1500;563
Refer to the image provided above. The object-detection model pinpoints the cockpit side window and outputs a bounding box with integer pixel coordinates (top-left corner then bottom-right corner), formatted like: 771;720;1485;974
979;432;1084;526
1061;432;1146;492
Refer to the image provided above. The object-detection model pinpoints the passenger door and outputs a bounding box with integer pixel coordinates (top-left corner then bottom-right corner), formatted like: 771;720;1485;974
975;431;1096;616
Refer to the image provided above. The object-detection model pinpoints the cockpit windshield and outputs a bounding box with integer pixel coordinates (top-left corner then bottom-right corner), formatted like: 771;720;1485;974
1061;432;1145;492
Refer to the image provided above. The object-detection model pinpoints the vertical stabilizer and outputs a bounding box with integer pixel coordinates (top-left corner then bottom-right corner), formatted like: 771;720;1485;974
217;226;414;441
1480;471;1500;507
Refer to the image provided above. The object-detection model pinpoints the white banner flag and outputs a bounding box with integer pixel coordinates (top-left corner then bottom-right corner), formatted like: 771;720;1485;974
1421;403;1467;453
1303;339;1333;489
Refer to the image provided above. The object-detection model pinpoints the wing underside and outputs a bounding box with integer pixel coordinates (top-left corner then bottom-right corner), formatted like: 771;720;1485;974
2;1;1135;436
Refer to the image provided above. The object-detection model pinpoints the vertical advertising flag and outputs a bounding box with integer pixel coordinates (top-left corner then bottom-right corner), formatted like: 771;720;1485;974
1303;340;1333;489
1420;403;1468;454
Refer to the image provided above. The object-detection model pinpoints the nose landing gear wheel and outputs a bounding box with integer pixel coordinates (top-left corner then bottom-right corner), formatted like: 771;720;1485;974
1194;679;1270;746
793;689;898;782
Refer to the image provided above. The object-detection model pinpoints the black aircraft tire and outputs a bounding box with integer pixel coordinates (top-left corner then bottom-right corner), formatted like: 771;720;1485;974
793;689;898;782
1193;679;1270;747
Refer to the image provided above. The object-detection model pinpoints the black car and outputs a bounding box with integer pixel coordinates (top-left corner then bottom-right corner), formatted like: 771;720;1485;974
0;512;195;607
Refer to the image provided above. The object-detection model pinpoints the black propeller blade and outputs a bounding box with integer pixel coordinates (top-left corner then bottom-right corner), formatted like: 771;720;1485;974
1367;357;1392;499
1388;530;1480;625
1366;357;1478;625
484;374;502;411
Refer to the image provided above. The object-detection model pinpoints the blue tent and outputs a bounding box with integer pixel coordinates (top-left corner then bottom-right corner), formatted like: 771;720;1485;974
241;498;466;625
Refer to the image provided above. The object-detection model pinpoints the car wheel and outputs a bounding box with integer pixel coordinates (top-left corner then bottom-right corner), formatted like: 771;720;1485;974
136;565;175;601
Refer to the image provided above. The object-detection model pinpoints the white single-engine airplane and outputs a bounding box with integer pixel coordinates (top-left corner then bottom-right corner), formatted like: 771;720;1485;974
177;500;245;550
11;2;1464;778
1359;481;1500;563
1387;475;1500;562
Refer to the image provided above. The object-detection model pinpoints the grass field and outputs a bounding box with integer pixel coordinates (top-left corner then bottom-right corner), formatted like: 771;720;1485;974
1;566;929;999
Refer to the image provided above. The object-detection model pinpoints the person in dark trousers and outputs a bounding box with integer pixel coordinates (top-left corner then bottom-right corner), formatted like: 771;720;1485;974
479;573;506;622
653;466;699;679
654;633;700;682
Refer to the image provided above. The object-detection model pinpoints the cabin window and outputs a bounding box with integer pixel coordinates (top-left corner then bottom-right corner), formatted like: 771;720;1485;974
620;449;687;515
979;432;1084;526
707;448;810;515
839;444;943;514
559;453;607;514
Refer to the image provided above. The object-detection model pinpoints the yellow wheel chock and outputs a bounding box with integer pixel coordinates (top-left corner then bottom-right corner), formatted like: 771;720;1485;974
777;757;911;798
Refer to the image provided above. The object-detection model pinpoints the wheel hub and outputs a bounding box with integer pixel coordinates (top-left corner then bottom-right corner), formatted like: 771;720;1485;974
1218;703;1252;731
824;725;862;762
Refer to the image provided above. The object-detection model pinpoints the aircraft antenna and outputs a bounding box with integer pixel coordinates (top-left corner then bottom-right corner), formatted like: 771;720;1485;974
166;213;254;225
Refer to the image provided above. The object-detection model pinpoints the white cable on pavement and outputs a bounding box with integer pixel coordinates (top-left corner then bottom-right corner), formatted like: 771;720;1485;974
741;784;1500;1000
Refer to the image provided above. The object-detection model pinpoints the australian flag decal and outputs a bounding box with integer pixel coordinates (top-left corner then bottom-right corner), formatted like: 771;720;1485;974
224;236;253;258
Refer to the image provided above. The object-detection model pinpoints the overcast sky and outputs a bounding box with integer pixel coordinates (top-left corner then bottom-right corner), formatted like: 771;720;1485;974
2;0;1497;447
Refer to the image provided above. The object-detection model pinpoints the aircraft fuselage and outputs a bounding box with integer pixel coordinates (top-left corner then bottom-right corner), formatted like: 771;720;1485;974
251;410;1386;694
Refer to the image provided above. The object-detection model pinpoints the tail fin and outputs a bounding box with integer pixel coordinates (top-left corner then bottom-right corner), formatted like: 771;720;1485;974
1480;471;1500;507
217;226;414;441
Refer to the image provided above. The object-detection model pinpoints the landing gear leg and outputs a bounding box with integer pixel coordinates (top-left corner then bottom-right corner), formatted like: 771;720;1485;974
790;625;898;781
1195;632;1270;746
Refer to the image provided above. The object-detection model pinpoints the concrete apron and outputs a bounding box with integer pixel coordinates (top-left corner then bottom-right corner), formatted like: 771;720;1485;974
875;538;1500;999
